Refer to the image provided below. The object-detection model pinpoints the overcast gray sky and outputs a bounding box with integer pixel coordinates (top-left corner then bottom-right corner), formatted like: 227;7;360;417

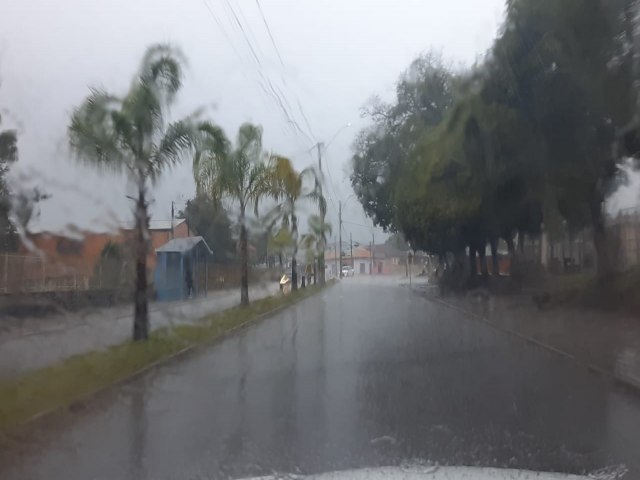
2;0;522;244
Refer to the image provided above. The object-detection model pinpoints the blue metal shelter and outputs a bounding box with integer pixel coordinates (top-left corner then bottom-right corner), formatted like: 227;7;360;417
154;236;212;301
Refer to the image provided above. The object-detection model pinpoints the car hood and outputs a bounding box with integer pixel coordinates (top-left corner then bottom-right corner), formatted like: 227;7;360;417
244;466;601;480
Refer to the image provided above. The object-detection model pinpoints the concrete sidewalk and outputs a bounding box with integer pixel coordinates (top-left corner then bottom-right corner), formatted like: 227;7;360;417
0;283;280;379
415;285;640;390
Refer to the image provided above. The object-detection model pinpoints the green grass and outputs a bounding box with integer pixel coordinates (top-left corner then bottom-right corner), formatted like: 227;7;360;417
533;269;640;312
0;282;333;434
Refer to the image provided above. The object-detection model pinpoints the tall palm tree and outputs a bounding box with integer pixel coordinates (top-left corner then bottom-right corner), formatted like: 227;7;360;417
69;44;197;341
267;223;294;271
269;156;323;291
194;123;272;306
301;214;332;285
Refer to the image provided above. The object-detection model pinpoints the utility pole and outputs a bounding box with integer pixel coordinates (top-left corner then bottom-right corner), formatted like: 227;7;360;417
317;142;323;172
370;240;373;275
171;201;175;239
317;142;326;285
185;199;191;236
350;232;353;269
371;229;375;275
334;238;338;278
339;201;343;277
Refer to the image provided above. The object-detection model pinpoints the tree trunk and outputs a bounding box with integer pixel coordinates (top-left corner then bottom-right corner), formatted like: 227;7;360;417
490;237;499;276
505;234;517;275
291;214;298;291
133;185;150;341
589;192;613;281
469;246;478;277
313;260;317;285
478;243;489;276
239;211;249;306
318;250;325;285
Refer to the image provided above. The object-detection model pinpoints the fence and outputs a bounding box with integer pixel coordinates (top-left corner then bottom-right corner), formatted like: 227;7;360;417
608;207;640;271
0;254;91;293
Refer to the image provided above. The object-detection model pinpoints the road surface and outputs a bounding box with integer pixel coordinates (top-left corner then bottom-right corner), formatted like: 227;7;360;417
1;277;639;479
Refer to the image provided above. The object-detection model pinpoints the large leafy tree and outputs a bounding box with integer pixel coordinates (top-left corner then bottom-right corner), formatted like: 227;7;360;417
353;1;636;284
178;194;233;263
0;110;18;252
69;44;198;341
351;53;457;231
193;123;272;306
490;0;633;279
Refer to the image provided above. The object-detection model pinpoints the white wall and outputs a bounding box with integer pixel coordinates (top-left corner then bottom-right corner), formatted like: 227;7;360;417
353;259;371;275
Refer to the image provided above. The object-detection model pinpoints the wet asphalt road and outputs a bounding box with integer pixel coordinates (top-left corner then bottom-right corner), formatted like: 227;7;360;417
2;278;640;479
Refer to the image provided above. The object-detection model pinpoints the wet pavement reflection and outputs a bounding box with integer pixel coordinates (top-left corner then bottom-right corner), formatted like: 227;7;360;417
1;279;639;479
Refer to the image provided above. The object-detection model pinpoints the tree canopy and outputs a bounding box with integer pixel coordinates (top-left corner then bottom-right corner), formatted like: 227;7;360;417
351;0;638;281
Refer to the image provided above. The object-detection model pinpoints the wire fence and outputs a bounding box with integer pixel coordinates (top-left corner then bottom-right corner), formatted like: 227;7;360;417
0;254;91;294
609;207;640;270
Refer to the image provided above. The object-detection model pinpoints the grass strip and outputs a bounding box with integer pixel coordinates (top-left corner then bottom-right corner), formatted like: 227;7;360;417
0;281;333;433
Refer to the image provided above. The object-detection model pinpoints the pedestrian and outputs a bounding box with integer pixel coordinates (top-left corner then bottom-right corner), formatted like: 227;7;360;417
185;262;194;299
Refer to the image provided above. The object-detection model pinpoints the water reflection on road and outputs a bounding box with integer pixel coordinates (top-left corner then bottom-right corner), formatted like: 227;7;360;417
1;277;639;479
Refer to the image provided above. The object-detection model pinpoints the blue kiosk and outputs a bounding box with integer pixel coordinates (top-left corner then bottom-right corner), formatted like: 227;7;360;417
154;236;212;301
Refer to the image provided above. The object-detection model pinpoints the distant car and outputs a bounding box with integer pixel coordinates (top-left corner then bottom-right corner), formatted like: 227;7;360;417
341;266;354;277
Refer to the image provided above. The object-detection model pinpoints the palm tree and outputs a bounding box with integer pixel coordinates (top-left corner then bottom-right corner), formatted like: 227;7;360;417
269;156;324;291
301;214;332;285
194;123;272;306
267;224;294;271
69;44;198;341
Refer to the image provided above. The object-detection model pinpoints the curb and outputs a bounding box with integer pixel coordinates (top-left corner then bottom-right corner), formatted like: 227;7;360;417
14;283;335;433
413;287;640;393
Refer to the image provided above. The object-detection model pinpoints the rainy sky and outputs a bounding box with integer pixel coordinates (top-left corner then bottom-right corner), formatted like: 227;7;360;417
6;0;635;243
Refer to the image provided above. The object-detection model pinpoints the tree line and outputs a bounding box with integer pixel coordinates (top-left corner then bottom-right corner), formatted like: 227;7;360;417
351;0;640;286
67;45;329;341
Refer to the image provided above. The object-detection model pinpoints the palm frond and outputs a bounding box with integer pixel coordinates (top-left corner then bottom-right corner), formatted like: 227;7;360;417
236;123;263;162
149;119;198;182
198;121;230;155
122;82;164;143
137;44;186;103
68;88;126;172
193;121;233;201
308;214;332;241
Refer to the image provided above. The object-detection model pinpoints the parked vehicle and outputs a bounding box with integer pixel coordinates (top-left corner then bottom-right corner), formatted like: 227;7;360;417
341;266;354;277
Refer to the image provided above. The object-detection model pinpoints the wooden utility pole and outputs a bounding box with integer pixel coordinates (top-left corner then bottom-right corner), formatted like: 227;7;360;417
170;201;175;239
350;232;353;269
339;202;342;277
334;238;338;278
371;229;375;275
370;240;373;275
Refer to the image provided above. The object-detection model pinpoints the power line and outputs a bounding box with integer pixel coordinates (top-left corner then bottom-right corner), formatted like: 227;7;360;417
201;0;243;61
201;0;318;162
253;0;318;141
223;0;263;67
255;0;286;68
342;219;371;229
222;0;314;148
